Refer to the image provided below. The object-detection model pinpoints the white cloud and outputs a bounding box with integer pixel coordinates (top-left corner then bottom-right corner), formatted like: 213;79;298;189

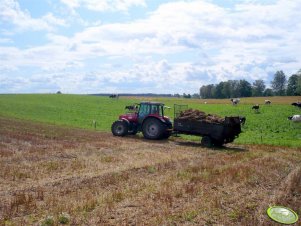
60;0;80;9
0;37;12;44
0;0;66;32
42;13;67;27
60;0;146;12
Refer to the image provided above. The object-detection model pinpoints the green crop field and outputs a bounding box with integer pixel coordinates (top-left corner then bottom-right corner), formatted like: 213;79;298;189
0;94;300;147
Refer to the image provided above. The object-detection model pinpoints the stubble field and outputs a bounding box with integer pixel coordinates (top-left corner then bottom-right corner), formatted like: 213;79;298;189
1;117;301;225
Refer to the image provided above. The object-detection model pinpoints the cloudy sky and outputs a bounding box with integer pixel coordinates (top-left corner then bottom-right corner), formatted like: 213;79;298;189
0;0;300;94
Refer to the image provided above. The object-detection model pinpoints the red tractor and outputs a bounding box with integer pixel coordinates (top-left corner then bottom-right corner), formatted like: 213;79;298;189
111;102;172;140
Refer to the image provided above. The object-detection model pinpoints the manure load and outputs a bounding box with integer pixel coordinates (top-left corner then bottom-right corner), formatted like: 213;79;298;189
173;106;241;147
177;109;224;124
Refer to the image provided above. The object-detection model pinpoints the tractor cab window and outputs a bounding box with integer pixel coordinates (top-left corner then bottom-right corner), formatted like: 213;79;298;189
138;104;151;117
151;105;163;116
138;104;164;118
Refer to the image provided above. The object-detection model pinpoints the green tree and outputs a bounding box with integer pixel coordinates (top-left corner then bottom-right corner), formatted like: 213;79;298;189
283;69;301;96
271;71;287;96
222;82;231;98
210;85;216;98
238;80;252;97
296;75;301;95
215;82;225;98
263;88;274;96
200;86;209;98
192;93;200;99
287;74;299;96
252;80;266;97
200;84;215;99
229;80;240;97
183;93;191;98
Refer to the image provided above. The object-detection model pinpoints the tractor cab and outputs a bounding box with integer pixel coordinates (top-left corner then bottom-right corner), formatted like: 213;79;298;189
137;102;165;124
119;102;167;123
112;102;172;139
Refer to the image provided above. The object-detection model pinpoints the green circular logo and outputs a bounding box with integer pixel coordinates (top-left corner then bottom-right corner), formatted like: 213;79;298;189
267;206;299;224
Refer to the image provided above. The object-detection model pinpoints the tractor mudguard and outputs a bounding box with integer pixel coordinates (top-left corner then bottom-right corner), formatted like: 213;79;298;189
120;118;130;125
142;116;169;126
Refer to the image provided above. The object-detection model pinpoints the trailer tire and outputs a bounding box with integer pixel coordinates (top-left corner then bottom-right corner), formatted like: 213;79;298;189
201;136;213;148
142;118;165;140
111;120;128;136
213;139;224;147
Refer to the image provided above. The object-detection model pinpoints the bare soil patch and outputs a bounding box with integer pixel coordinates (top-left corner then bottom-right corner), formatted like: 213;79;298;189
0;117;300;225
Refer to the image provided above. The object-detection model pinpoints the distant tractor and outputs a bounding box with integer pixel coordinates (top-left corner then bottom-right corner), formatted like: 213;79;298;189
111;102;172;140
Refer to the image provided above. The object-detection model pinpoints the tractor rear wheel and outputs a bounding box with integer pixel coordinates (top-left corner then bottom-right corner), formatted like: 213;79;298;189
162;131;172;139
161;123;172;139
111;120;128;136
142;118;165;140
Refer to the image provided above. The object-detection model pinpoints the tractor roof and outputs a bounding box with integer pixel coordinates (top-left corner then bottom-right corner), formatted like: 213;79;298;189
139;101;164;106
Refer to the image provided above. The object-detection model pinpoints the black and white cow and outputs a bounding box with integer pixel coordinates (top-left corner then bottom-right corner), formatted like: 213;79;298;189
125;105;138;111
239;116;246;125
109;94;119;98
288;115;301;122
291;102;301;108
230;98;240;106
252;104;260;113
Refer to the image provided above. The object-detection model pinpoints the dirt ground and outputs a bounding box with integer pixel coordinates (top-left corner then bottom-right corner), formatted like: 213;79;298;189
0;117;300;225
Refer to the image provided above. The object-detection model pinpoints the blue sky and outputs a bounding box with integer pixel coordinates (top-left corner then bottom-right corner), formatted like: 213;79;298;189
0;0;301;94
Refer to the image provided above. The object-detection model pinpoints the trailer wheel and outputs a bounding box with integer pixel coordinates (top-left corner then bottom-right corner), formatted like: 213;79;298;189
213;139;224;147
142;118;165;140
201;136;213;148
111;120;128;136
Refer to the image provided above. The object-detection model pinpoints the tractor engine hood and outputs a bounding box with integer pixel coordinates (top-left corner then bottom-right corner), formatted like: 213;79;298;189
119;113;138;122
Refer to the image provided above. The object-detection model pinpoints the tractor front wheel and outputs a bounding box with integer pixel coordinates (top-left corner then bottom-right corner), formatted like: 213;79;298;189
111;120;128;136
142;118;165;140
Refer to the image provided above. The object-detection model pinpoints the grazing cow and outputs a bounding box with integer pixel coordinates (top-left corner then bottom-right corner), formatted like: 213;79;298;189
204;101;207;104
125;105;138;111
109;94;119;98
252;104;260;113
230;98;240;106
265;100;271;105
288;115;301;122
239;116;246;125
291;102;301;108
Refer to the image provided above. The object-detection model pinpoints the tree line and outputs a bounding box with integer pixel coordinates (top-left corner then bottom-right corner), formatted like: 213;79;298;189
199;69;301;99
